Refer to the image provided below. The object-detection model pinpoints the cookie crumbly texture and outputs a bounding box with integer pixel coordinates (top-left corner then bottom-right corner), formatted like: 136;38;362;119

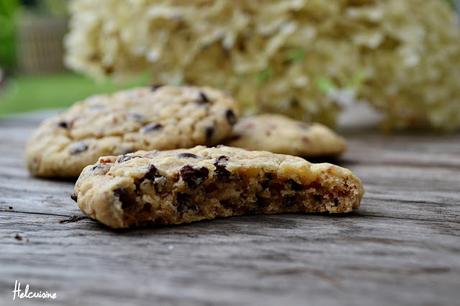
73;146;364;229
26;85;239;178
226;114;346;157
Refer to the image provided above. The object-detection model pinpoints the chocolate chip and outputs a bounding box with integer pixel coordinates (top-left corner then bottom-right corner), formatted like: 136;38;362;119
261;173;274;189
176;193;199;213
282;195;297;207
214;155;231;179
220;199;234;209
180;165;209;188
141;123;163;133
205;126;214;143
196;91;210;104
225;109;237;125
70;193;78;202
255;195;270;208
288;179;303;191
127;113;144;121
333;198;340;206
313;194;323;202
57;121;69;129
141;164;168;193
216;156;229;163
178;153;198;159
308;181;322;189
69;142;88;155
150;84;164;91
117;154;141;163
142;203;153;213
114;188;137;210
144;164;160;180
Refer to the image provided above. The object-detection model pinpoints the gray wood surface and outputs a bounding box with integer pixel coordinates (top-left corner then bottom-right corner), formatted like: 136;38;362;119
0;111;459;306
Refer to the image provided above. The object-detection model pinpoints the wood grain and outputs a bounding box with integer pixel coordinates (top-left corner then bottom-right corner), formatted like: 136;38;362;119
0;112;459;306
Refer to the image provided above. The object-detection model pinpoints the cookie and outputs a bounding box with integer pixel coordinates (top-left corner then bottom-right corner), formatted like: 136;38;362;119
26;85;239;178
73;145;364;228
225;114;346;157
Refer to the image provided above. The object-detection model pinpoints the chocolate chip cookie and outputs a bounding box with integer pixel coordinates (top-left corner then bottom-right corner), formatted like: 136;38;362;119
26;85;239;178
225;114;346;157
73;145;364;228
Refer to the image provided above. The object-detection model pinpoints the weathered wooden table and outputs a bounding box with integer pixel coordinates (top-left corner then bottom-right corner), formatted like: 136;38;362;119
0;112;459;306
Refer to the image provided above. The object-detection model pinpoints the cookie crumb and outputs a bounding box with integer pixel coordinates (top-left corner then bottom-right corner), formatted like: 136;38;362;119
70;193;78;202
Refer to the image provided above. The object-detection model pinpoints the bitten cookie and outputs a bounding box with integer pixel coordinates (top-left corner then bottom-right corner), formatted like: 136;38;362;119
225;114;346;157
26;85;238;178
73;145;364;228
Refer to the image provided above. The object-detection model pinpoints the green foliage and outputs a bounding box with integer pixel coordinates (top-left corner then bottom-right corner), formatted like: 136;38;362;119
0;73;147;115
0;0;19;70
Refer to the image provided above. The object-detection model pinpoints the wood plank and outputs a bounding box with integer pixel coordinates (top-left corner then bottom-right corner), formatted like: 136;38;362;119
0;111;459;306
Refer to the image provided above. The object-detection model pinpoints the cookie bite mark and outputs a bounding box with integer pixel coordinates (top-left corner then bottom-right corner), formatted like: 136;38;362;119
74;146;364;228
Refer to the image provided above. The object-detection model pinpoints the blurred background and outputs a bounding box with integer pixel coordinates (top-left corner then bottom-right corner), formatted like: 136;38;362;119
0;0;459;129
0;0;147;116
